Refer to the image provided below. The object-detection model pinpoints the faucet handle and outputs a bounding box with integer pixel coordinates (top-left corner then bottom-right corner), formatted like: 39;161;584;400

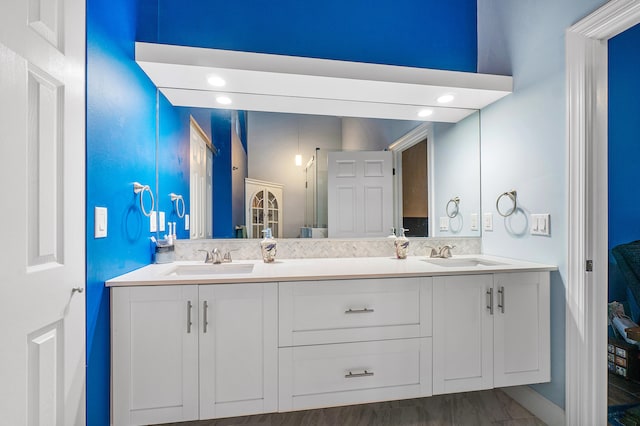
223;250;232;263
439;245;455;258
198;249;213;263
427;246;439;258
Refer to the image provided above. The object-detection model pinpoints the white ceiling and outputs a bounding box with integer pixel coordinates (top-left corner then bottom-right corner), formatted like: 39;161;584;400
136;42;513;123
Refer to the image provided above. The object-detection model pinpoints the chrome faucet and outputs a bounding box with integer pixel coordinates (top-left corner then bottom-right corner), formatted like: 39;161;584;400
211;248;223;264
428;245;455;258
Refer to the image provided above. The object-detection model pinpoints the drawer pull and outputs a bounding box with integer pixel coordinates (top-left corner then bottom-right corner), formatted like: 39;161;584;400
345;308;375;314
345;370;374;378
187;300;193;333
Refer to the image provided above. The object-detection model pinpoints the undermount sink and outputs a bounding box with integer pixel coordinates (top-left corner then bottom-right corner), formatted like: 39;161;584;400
167;263;255;276
422;258;505;268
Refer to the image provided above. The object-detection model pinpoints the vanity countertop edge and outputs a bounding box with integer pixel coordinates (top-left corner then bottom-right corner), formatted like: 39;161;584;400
105;255;558;287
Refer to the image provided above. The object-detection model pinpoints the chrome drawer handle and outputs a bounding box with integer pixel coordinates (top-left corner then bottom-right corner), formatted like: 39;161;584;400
497;286;505;313
203;300;209;333
187;301;193;333
486;288;494;315
345;370;374;378
345;308;375;314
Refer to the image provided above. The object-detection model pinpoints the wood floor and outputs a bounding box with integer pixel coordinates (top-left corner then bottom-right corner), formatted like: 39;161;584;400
609;372;640;406
160;389;544;426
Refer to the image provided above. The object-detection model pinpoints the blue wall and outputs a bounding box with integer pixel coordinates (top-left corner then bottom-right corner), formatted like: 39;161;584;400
138;0;478;72
608;23;640;302
478;0;606;408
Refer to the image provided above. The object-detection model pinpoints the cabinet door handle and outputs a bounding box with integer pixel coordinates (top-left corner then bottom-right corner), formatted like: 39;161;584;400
345;308;375;314
203;300;209;333
498;286;505;313
187;300;193;333
486;288;494;315
345;370;374;378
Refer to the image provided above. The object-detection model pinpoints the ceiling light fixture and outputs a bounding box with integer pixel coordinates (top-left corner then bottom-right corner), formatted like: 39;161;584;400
437;94;455;104
216;96;232;105
207;75;226;87
418;109;433;118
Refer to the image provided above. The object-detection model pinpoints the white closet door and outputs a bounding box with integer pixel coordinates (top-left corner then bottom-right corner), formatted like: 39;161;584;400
328;151;393;238
0;0;86;423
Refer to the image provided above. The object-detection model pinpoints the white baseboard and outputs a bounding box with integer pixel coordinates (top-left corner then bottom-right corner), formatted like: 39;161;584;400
501;385;565;426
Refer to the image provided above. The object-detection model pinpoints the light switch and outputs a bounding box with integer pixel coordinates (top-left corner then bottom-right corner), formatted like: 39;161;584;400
159;211;165;232
439;217;449;231
483;212;493;231
470;213;479;231
149;211;157;233
531;213;550;236
94;207;107;238
185;214;190;230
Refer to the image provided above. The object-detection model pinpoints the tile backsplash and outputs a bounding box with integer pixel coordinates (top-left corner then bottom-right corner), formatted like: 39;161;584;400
175;237;481;261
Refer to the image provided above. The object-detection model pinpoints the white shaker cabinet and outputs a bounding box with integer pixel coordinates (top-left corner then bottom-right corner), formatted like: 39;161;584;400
432;272;550;395
111;285;199;426
111;283;278;426
198;283;278;419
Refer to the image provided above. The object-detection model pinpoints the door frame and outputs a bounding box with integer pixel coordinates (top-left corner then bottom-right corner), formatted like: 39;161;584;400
566;1;640;424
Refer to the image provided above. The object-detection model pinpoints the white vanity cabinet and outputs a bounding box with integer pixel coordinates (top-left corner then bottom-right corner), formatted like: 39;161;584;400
432;272;550;395
278;277;433;411
111;283;278;426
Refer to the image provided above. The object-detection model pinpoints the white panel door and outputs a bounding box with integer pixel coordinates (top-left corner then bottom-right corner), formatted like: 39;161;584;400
111;286;199;425
432;275;494;394
199;283;278;419
493;272;550;387
328;151;393;238
190;119;212;239
0;0;86;424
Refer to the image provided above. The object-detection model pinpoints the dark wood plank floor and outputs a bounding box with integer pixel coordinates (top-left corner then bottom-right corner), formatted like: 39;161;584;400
609;372;640;406
159;389;545;426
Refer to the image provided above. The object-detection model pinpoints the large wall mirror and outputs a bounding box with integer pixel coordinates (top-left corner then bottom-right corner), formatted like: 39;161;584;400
156;105;481;239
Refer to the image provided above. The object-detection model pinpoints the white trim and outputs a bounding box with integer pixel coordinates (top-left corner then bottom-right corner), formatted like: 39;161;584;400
501;386;565;426
389;123;432;234
566;1;640;425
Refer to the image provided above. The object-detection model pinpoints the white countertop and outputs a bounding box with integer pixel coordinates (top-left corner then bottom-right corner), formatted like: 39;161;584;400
105;255;557;287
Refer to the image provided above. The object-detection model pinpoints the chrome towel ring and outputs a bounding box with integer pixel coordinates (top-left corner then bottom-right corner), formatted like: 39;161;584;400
446;197;460;218
496;190;517;217
133;182;155;217
170;193;186;218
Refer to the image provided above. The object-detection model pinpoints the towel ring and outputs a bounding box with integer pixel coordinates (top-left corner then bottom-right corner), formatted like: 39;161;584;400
170;193;186;218
446;197;460;218
496;190;517;217
133;182;155;217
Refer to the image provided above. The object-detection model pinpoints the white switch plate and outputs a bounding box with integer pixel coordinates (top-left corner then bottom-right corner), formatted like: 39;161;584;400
439;217;449;231
149;211;157;233
185;214;190;230
483;212;493;231
159;211;165;232
531;213;550;236
470;213;479;231
94;207;107;238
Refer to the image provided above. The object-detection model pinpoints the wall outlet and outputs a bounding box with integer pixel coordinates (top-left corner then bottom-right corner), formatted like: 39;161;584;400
149;211;157;233
159;211;165;232
185;214;190;231
470;213;479;231
94;207;107;238
439;217;449;231
483;212;493;231
531;213;550;236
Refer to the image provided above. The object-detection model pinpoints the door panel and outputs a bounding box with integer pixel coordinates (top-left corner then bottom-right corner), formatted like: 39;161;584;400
0;0;85;423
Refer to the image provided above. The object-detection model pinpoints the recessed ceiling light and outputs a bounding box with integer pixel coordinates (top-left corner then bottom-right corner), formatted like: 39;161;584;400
207;75;226;87
437;94;455;104
418;109;433;118
216;96;232;105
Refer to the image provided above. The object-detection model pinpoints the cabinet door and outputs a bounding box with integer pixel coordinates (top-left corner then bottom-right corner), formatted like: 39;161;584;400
112;285;199;426
432;275;494;394
199;283;278;419
493;272;550;387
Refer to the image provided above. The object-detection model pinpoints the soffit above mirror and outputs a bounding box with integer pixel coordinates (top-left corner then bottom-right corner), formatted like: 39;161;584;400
136;42;512;123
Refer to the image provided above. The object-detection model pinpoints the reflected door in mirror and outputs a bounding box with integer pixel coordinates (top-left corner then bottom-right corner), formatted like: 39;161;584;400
245;179;283;238
190;118;213;239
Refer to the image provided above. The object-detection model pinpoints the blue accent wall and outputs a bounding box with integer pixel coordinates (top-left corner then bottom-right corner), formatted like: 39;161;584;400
211;110;235;237
138;0;478;72
608;23;640;302
86;0;157;422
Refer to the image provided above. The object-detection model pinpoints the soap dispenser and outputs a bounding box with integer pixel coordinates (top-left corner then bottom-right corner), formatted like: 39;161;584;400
260;228;277;263
394;228;410;259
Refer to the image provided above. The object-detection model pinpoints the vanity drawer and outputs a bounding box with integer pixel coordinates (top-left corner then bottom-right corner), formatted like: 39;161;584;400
278;338;432;411
279;277;432;346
